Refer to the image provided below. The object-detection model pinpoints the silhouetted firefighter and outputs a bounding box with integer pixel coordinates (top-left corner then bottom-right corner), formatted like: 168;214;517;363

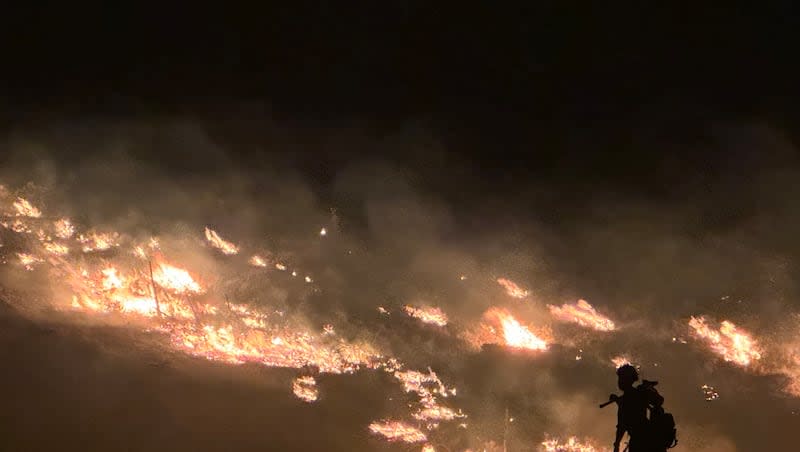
599;364;678;451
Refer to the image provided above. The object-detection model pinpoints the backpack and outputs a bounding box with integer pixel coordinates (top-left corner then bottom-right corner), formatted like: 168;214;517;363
649;405;678;449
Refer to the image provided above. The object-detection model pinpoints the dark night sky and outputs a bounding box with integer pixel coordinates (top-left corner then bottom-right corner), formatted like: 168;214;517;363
3;5;798;122
2;4;800;226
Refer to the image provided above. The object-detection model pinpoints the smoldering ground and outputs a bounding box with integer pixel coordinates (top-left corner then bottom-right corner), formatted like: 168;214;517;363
0;118;798;451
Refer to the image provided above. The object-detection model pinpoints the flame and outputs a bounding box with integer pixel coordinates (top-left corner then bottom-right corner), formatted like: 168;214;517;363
43;241;70;256
204;227;240;255
496;277;529;299
152;262;204;294
100;267;126;290
292;376;319;402
464;308;549;351
368;421;427;443
541;436;606;452
548;299;616;331
54;218;75;238
78;231;120;252
500;313;548;350
611;356;632;369
13;197;42;217
249;255;268;267
404;305;448;327
0;184;466;447
421;445;436;452
17;253;43;270
688;316;762;366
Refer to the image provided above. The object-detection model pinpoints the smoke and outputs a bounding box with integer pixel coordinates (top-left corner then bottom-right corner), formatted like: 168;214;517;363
0;118;798;450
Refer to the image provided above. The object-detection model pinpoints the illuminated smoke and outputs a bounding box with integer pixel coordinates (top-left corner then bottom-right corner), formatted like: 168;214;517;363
548;299;616;331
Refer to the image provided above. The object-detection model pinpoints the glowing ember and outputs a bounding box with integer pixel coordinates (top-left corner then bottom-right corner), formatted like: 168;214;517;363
320;227;327;236
368;421;427;443
249;255;268;267
548;299;616;331
304;275;312;283
152;263;204;294
702;384;720;401
611;356;633;369
688;316;762;366
292;376;319;402
54;218;75;238
404;305;448;327
17;253;43;270
421;444;436;452
541;436;605;452
275;263;287;271
496;277;529;299
13;197;42;217
204;227;240;255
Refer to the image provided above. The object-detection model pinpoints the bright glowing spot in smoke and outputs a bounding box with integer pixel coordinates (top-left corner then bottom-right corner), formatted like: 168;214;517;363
548;299;616;331
404;305;448;327
13;197;42;217
204;227;240;255
688;316;762;367
292;376;319;402
368;421;427;443
496;277;529;299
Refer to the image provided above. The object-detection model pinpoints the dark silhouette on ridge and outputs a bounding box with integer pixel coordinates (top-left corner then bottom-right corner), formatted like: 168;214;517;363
600;364;677;452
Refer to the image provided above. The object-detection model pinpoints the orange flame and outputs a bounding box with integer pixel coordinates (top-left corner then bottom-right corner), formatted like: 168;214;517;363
249;255;268;267
496;277;529;299
13;197;42;217
688;316;762;367
292;376;319;402
204;227;239;255
368;421;428;443
404;305;448;327
548;299;616;331
54;218;75;239
152;263;204;294
466;308;548;351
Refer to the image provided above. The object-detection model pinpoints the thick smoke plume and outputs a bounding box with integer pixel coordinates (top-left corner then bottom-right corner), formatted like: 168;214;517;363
0;119;798;451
